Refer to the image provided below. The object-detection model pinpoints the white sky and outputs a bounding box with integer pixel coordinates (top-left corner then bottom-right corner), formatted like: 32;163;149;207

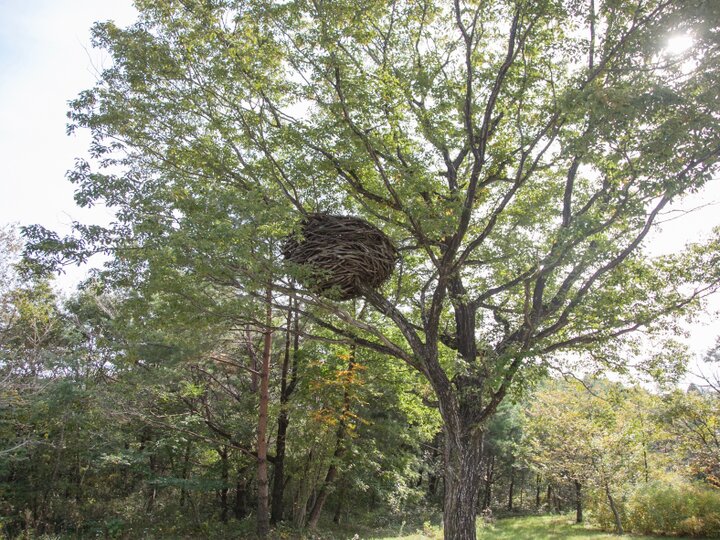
0;0;137;283
0;1;717;377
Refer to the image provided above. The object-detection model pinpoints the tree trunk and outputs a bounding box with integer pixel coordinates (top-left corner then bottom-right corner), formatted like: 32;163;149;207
146;447;157;514
75;451;83;503
219;446;229;523
256;287;273;538
307;347;356;530
292;446;314;528
574;480;583;524
535;475;541;509
333;479;347;524
507;469;514;511
604;481;623;535
442;426;484;540
307;457;337;530
482;454;494;510
235;466;249;519
271;297;299;524
271;409;289;524
428;473;438;497
432;293;485;540
179;441;192;508
428;432;441;498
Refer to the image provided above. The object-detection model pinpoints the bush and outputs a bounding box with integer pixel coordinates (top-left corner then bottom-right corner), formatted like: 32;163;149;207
627;481;689;534
590;478;720;537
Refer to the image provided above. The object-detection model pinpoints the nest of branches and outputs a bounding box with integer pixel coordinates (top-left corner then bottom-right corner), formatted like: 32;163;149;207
282;213;398;300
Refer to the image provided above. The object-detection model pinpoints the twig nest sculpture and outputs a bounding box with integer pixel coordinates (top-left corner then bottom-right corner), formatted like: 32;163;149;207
283;213;398;300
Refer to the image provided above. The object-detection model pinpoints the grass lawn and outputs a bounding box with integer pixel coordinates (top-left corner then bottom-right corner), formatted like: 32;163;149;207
473;515;693;540
345;514;697;540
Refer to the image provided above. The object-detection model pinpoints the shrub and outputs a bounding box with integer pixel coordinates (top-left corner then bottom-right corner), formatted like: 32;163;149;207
590;477;720;537
627;480;689;534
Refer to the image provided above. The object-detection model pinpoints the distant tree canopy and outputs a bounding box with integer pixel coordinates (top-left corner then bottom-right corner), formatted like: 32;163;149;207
23;1;720;537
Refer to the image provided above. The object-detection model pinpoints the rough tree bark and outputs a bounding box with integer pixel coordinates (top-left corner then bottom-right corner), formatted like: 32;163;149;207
362;282;501;539
441;410;485;540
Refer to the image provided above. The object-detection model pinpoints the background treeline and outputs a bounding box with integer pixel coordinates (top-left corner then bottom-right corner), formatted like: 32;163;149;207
2;222;720;538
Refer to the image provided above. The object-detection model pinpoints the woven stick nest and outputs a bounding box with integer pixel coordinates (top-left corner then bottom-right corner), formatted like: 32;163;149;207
282;213;398;300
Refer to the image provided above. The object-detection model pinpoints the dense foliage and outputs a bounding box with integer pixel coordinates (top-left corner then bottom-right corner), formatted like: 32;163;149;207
3;225;448;537
3;219;720;537
12;0;720;537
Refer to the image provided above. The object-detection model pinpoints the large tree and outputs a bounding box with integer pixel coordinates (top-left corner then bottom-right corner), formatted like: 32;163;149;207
25;0;720;537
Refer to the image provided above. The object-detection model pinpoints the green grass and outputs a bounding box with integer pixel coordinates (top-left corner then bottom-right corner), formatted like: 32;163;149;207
474;515;692;540
67;513;702;539
343;514;699;540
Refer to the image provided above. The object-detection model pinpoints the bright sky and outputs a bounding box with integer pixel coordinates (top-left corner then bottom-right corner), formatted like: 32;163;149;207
0;0;137;283
0;2;717;377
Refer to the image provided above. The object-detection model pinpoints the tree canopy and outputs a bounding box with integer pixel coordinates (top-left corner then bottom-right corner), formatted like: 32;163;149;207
23;0;720;537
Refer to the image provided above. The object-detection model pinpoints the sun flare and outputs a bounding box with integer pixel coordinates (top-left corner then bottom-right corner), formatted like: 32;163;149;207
665;33;694;55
